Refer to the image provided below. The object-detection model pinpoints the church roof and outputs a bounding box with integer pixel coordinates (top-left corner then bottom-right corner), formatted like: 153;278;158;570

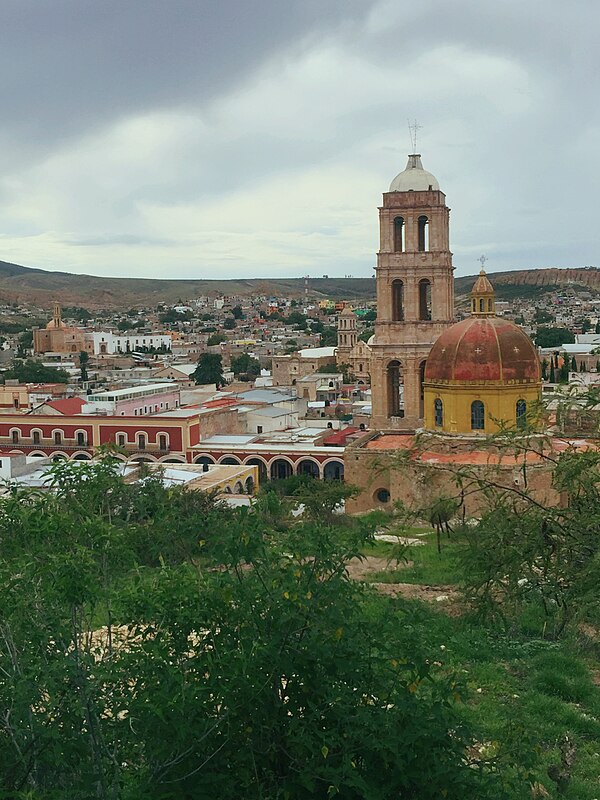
389;154;440;192
471;269;494;295
424;316;541;385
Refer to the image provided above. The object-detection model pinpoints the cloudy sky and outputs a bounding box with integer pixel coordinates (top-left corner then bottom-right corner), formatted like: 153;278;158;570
0;0;598;280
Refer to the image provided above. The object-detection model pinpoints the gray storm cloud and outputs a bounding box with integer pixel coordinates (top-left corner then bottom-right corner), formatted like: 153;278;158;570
0;0;598;279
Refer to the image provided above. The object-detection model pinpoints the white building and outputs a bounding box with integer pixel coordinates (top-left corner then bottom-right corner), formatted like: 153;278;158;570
91;332;172;355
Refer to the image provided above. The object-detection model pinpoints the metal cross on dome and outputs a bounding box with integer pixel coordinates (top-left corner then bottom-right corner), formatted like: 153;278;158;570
474;347;482;354
408;119;422;153
479;255;488;270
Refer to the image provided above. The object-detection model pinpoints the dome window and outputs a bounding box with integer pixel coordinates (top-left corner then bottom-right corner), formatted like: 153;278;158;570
471;400;485;431
434;398;443;427
516;399;527;429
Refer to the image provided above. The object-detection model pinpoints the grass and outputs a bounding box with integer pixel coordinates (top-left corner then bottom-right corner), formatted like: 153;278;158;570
364;529;465;585
378;596;600;799
356;525;600;798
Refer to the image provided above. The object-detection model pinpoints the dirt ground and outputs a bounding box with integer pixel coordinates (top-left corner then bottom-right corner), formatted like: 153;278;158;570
346;555;460;608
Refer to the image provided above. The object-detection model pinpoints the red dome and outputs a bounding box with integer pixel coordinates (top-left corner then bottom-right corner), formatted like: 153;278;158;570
424;316;541;384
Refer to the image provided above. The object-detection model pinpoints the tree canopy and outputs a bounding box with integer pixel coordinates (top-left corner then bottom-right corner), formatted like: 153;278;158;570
193;352;225;387
0;460;509;799
534;327;575;348
3;358;70;384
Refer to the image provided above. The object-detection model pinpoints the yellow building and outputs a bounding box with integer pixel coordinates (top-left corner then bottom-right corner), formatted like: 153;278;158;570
423;272;542;434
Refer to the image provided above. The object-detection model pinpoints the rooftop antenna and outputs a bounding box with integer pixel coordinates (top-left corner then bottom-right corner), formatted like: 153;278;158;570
478;254;488;272
407;118;422;154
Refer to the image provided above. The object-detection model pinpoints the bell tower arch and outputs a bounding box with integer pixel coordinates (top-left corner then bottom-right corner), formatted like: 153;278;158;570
370;153;454;429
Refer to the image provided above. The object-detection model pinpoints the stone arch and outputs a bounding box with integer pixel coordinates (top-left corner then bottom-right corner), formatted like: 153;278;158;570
219;456;241;465
73;452;92;460
269;457;294;481
194;454;216;466
234;481;244;494
296;458;321;478
323;459;344;481
244;457;268;482
159;456;186;463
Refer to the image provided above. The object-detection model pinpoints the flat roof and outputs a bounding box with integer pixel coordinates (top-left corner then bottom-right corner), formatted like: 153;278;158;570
88;383;178;401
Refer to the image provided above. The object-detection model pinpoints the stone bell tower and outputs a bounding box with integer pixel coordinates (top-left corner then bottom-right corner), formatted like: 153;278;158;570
370;153;455;429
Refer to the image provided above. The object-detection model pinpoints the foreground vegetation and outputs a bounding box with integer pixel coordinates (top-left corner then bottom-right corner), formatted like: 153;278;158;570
0;457;598;798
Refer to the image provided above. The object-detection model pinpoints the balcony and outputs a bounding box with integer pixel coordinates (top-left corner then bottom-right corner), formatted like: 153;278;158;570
1;440;91;452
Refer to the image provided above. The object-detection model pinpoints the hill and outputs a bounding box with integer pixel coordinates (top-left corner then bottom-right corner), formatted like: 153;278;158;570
1;260;599;310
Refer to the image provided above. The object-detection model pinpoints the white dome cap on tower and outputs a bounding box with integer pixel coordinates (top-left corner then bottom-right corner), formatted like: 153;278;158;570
389;154;440;192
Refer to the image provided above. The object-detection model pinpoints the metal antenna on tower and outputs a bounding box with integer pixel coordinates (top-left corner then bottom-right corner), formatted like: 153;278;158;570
407;119;422;153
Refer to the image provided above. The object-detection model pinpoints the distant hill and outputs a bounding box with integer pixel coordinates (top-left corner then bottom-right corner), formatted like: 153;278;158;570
1;259;598;310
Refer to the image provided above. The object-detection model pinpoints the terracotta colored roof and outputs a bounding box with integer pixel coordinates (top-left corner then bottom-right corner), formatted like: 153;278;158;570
424;316;540;384
45;397;86;415
202;398;239;409
322;426;359;446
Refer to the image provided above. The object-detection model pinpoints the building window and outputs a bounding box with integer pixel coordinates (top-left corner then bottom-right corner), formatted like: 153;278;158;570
417;215;429;251
387;360;403;418
158;434;168;451
391;279;404;321
76;432;86;446
516;399;527;429
54;431;62;445
487;298;493;312
419;279;432;320
434;398;443;427
117;434;126;447
472;299;476;312
376;488;390;503
32;431;41;445
479;298;484;313
137;434;146;450
393;216;405;252
471;400;485;431
11;430;19;445
257;425;263;434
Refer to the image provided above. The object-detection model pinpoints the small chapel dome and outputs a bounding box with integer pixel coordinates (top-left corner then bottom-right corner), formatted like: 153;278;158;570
389;154;440;193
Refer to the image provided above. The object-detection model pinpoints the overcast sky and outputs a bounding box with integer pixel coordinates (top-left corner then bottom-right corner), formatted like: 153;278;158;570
0;0;598;280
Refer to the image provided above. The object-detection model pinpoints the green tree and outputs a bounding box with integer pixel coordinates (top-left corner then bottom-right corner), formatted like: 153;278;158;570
193;352;225;387
320;326;338;347
540;358;548;380
0;460;507;799
207;333;227;346
231;305;244;319
231;353;260;379
362;309;377;322
286;311;307;328
581;317;591;333
460;443;600;638
534;327;575;348
3;358;69;384
571;355;578;372
549;361;556;382
79;351;90;382
223;317;236;330
359;327;374;343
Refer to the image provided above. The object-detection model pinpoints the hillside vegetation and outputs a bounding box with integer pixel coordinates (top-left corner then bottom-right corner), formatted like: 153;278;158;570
1;259;599;309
